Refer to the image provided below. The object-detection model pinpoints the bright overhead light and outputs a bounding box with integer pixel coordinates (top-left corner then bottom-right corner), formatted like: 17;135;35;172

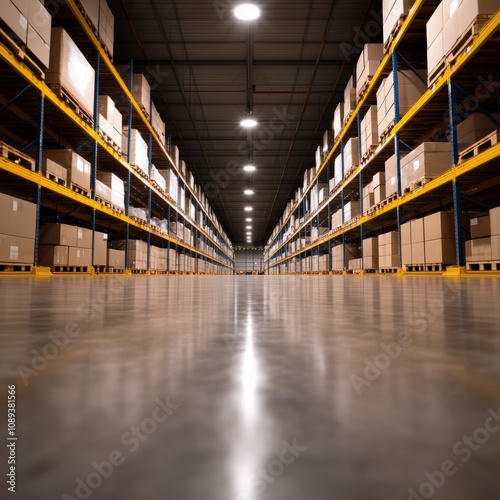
246;232;252;235
246;225;252;229
241;118;257;128
234;4;261;21
246;218;252;222
244;189;254;195
244;206;253;212
243;165;256;172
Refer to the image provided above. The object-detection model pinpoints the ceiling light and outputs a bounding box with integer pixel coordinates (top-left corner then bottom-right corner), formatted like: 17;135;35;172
244;189;254;195
234;4;261;21
243;165;256;172
246;232;252;235
244;206;253;212
246;226;252;229
241;118;257;128
246;218;252;222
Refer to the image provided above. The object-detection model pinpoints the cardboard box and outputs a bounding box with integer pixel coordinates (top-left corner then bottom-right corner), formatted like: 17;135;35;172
2;1;28;43
456;113;500;151
374;184;386;205
344;137;359;170
333;102;343;137
47;28;95;118
411;218;425;243
344;201;361;222
42;157;67;183
383;0;415;44
68;247;92;266
465;237;492;261
401;220;412;246
363;237;379;257
344;76;357;116
40;224;78;247
75;227;92;249
385;154;398;197
0;234;34;264
402;244;412;265
0;192;37;239
93;231;107;266
364;255;379;270
490;207;500;236
122;127;149;175
38;245;68;266
45;149;91;191
132;74;151;113
425;238;455;264
412;241;426;264
470;215;490;239
27;23;50;67
491;235;500;261
107;248;125;268
424;211;455;241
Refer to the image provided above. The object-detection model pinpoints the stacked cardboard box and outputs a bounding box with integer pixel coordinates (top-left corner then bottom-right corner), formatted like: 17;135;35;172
0;193;36;264
363;237;379;270
411;217;426;264
333;154;342;188
344;76;357;118
331;208;343;228
344;137;359;172
42;158;67;184
47;28;95;118
131;74;151;114
96;172;125;209
373;172;386;204
383;0;415;47
150;246;167;271
378;231;399;268
360;106;378;158
98;96;122;149
311;227;329;242
113;239;147;270
401;142;450;190
465;207;500;262
151;103;166;145
107;249;125;269
363;181;374;211
356;44;384;98
344;201;361;222
384;154;398;198
377;69;427;135
401;220;413;266
333;103;344;138
45;150;91;192
78;0;114;58
95;179;111;204
150;166;166;192
122;127;149;175
319;254;329;272
426;0;498;81
170;146;180;170
331;243;360;270
424;212;455;265
456;113;500;152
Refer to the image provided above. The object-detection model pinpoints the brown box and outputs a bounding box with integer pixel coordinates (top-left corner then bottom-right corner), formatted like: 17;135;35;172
364;255;379;270
425;238;456;264
401;220;412;246
40;224;78;247
44;149;91;191
0;192;37;239
0;234;34;264
411;218;425;243
424;211;455;242
94;231;108;266
402;244;412;266
107;248;125;268
490;207;500;236
491;235;500;261
38;245;68;266
363;237;379;257
76;227;92;249
68;247;92;266
27;23;50;67
465;237;492;262
132;74;151;113
42;157;67;183
470;215;490;239
412;242;426;264
2;1;28;43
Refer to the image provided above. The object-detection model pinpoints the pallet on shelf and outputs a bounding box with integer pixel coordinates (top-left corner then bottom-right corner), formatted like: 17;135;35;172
466;261;500;271
360;146;377;165
0;141;35;170
380;267;398;273
383;15;407;54
53;266;90;273
403;176;434;195
356;78;372;102
70;183;90;197
45;171;67;186
0;263;32;272
459;130;500;163
47;83;94;125
379;120;395;143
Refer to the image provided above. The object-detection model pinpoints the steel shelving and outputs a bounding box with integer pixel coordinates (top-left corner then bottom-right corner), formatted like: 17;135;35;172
264;4;500;275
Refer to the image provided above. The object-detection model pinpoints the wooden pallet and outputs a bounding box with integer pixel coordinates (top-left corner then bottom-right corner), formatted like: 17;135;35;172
0;25;45;80
364;269;377;273
459;130;500;163
427;57;447;87
106;267;126;274
360;146;377;164
342;110;354;129
130;215;148;226
53;266;90;273
379;121;395;143
404;264;426;272
0;141;35;170
403;176;434;194
466;261;500;271
380;267;398;273
47;83;94;125
383;15;407;54
71;183;90;197
96;196;112;209
356;78;372;102
131;269;148;274
424;263;446;272
380;192;398;207
98;129;120;152
45;171;67;186
131;164;149;179
94;265;107;273
0;263;32;272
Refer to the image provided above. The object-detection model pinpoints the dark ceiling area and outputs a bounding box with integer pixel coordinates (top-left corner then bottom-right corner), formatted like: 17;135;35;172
107;0;382;246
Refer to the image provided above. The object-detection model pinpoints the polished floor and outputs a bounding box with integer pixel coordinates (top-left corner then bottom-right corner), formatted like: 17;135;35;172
1;275;500;500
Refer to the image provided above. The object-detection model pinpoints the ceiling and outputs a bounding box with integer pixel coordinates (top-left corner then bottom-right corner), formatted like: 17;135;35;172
107;0;382;246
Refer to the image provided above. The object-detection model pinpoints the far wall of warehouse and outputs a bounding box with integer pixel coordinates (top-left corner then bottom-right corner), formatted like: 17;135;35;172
234;250;264;273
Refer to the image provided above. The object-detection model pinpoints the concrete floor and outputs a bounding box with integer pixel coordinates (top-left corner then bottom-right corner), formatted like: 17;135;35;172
1;275;500;500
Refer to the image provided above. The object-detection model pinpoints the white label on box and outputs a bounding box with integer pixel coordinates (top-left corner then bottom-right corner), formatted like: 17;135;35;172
12;200;19;211
77;249;81;258
471;218;478;226
103;234;108;240
78;228;83;239
20;15;28;30
10;245;19;260
391;177;396;185
77;157;84;172
449;0;458;17
413;159;420;172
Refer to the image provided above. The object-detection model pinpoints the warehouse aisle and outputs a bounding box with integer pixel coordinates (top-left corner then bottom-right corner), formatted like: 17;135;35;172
2;275;500;500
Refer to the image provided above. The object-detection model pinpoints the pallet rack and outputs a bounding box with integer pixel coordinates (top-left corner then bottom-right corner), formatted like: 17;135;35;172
264;1;500;277
0;0;234;275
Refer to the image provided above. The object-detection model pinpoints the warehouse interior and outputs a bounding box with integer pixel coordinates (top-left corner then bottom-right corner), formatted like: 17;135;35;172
1;0;500;499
